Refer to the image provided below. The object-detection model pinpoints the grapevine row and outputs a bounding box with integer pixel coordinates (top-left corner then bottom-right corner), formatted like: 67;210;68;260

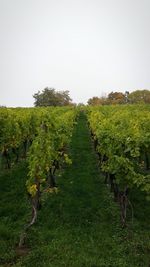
0;107;77;246
87;105;150;226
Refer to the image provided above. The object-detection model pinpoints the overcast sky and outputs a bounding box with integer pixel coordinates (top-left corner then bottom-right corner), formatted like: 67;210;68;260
0;0;150;106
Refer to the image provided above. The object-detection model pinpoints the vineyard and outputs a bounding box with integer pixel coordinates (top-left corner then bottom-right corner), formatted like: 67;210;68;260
0;105;150;267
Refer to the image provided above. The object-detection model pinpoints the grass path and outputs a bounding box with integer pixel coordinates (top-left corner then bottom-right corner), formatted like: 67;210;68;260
0;112;149;267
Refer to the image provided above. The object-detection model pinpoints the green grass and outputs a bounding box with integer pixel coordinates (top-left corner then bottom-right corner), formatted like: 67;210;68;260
0;112;150;266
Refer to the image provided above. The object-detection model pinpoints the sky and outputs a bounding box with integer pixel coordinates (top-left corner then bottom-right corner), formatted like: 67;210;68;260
0;0;150;106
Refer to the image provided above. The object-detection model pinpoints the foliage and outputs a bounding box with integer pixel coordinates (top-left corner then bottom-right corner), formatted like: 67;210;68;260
107;91;126;104
87;89;150;105
87;96;106;105
33;87;72;107
87;92;126;105
87;104;150;199
0;106;78;247
128;89;150;104
87;104;150;227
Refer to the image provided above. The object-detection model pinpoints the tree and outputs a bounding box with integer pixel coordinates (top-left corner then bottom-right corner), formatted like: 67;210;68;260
108;92;126;104
33;88;72;107
87;96;106;106
128;90;150;104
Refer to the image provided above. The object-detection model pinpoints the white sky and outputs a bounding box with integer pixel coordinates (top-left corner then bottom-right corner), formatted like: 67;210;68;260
0;0;150;106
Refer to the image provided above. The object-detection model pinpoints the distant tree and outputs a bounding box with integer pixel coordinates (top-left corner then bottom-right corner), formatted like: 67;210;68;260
108;91;126;104
33;88;72;107
128;89;150;104
77;103;85;107
87;89;150;106
88;97;103;106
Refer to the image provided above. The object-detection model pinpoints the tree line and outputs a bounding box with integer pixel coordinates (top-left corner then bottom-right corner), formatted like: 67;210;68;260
1;88;150;108
32;88;150;107
87;90;150;105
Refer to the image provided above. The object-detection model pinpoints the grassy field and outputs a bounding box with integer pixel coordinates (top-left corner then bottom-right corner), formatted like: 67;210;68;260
0;112;150;267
